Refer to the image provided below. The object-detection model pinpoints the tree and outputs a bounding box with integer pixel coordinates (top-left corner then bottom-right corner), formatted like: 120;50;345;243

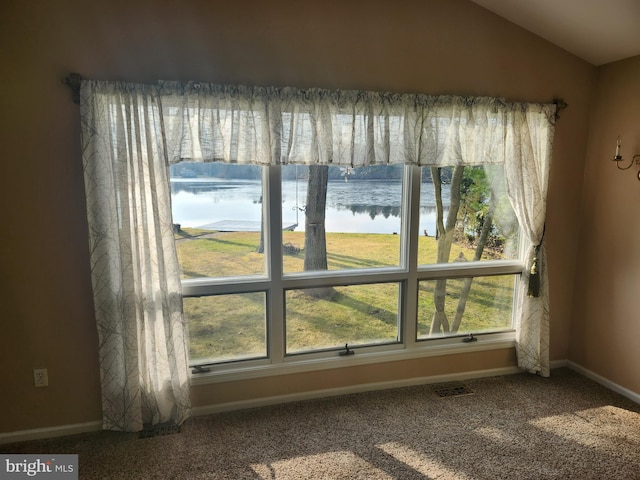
450;197;496;332
429;165;464;334
304;165;334;299
256;194;265;254
429;165;499;335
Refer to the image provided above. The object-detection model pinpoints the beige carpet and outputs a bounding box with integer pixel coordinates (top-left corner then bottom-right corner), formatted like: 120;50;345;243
3;368;640;479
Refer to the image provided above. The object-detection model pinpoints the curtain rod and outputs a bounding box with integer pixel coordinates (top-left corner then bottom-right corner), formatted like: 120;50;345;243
62;73;569;118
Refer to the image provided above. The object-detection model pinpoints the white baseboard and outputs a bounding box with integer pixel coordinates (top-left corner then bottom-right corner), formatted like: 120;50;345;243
0;421;102;446
1;367;523;444
192;365;523;417
567;361;640;404
15;361;634;444
550;359;569;369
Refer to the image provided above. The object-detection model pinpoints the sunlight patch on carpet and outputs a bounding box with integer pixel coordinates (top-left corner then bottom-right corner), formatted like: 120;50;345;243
250;451;393;480
377;442;473;480
529;405;640;462
473;426;517;444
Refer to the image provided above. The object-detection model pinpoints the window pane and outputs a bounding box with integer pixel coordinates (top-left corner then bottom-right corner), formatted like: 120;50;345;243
171;162;266;279
418;166;519;265
416;276;515;339
285;283;400;354
185;293;267;363
281;165;403;273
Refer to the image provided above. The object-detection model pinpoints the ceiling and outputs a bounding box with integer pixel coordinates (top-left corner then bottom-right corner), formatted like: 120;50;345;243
470;0;640;66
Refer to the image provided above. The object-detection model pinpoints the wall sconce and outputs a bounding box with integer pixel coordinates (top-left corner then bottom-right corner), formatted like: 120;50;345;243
612;136;640;181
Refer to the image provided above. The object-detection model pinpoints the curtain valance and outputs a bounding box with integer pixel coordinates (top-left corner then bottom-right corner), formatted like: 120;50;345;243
84;80;556;168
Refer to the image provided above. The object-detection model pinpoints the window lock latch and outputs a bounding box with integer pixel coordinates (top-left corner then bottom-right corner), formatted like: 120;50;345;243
191;365;211;374
339;343;355;356
463;333;478;343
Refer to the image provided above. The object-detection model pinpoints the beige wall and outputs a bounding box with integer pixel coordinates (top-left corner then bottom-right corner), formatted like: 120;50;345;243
569;56;640;394
0;0;595;433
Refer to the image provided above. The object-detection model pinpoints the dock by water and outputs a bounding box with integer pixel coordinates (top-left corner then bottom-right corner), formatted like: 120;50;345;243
197;220;298;232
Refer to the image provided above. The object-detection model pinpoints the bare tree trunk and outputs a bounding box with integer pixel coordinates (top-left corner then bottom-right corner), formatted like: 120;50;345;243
450;200;496;333
304;165;334;299
256;194;265;253
429;166;464;335
256;229;264;253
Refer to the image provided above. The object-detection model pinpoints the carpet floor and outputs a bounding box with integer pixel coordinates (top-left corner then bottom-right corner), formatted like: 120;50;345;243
3;368;639;479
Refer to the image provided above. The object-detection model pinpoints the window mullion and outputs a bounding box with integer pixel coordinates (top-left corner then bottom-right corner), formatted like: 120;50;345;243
266;165;285;364
403;165;421;349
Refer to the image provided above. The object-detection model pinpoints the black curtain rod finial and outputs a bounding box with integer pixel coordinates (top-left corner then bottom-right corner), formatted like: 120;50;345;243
553;98;568;120
64;73;82;104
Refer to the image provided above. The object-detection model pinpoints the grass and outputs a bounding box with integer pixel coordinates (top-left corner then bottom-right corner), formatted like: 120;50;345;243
184;293;266;362
286;283;400;353
176;229;514;362
417;276;514;337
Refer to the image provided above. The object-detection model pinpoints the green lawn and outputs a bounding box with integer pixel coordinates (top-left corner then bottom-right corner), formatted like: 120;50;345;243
176;229;514;362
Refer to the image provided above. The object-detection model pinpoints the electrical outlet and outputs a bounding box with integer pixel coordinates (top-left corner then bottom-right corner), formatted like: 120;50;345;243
33;368;48;387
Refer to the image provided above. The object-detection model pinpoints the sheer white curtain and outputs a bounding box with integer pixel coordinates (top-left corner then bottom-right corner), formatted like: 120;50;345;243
505;109;555;377
79;80;556;431
81;82;191;432
158;83;514;168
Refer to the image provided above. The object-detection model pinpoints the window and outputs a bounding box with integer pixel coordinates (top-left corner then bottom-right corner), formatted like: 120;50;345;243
79;80;555;430
172;161;523;369
185;292;267;363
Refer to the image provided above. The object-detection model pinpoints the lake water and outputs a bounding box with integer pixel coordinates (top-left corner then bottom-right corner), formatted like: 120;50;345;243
171;178;450;235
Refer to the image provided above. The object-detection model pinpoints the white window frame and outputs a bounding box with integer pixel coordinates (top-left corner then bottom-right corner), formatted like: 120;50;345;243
183;164;522;383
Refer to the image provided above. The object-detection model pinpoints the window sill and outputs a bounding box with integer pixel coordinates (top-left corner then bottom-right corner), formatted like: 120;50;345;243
190;331;516;386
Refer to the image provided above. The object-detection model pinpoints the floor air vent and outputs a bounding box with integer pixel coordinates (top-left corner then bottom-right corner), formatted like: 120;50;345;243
431;382;474;398
139;422;181;439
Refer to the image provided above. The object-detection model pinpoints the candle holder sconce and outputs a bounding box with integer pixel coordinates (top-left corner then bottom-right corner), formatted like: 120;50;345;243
612;136;640;181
